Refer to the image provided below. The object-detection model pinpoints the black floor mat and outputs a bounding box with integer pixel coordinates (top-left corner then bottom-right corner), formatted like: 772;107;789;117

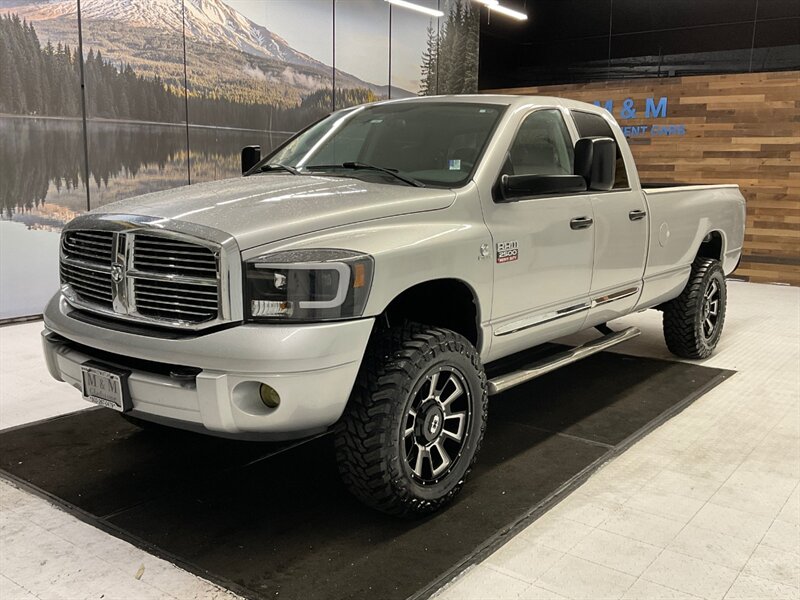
0;351;731;600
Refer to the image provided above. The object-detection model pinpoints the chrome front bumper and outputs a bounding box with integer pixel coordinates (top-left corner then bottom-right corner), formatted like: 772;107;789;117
42;294;374;440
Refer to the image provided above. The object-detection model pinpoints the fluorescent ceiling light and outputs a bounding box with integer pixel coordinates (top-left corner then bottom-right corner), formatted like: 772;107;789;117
474;0;499;5
385;0;445;17
488;3;528;20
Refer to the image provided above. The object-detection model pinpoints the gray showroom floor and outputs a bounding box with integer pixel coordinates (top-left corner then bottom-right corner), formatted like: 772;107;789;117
1;280;798;600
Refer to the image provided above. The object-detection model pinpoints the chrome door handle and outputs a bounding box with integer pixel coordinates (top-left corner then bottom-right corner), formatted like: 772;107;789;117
570;216;594;230
629;209;647;221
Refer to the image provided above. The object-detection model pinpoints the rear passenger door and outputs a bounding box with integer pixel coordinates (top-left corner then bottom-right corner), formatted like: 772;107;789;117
485;108;595;357
570;110;648;321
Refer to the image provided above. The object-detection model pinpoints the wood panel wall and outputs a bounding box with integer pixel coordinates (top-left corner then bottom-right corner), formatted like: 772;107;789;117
484;71;800;286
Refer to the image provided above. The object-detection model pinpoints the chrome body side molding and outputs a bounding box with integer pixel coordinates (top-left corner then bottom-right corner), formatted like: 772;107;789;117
494;286;640;337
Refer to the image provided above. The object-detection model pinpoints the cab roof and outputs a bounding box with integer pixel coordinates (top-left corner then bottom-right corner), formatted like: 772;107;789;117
371;94;606;115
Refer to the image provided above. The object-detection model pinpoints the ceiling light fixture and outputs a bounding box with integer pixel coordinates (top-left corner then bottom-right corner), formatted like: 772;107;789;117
489;4;528;20
474;0;528;20
384;0;445;17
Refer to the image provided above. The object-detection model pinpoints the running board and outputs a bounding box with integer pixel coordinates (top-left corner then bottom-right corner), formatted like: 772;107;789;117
487;327;641;395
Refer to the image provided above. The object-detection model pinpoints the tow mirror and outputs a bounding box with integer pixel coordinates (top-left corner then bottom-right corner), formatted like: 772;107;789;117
497;173;587;202
241;145;261;175
574;137;616;191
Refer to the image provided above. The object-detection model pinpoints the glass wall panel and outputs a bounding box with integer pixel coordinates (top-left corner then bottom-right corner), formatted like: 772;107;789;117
480;0;799;87
752;18;800;72
185;0;332;183
0;1;85;318
611;0;756;33
389;0;438;97
334;0;389;109
183;0;268;184
609;23;756;78
437;0;480;94
264;0;334;120
757;0;800;20
80;0;189;206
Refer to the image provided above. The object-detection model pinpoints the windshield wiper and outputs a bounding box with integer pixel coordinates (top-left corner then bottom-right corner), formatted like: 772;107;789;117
305;162;424;187
259;163;301;175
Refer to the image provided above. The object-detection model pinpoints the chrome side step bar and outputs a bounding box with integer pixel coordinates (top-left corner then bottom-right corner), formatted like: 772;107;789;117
487;326;641;395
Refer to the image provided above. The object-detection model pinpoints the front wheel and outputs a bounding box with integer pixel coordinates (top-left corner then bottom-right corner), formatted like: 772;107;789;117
663;257;727;359
334;323;488;517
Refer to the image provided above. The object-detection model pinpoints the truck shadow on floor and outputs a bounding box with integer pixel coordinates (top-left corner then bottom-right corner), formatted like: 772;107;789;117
0;351;730;600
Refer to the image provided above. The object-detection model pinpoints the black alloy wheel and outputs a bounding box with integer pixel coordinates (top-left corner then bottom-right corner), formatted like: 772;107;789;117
663;257;727;359
334;323;488;517
403;366;472;485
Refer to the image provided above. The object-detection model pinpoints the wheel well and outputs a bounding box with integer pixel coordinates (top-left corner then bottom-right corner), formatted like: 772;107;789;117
697;231;723;261
381;279;480;349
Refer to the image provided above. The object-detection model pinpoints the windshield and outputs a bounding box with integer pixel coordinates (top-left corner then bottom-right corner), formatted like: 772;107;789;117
257;102;506;188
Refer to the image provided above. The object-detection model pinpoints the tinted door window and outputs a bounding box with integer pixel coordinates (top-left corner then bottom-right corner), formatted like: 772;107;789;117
504;109;574;177
570;110;630;189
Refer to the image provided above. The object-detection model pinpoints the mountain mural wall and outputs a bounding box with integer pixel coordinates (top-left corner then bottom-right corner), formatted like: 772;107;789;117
0;0;479;319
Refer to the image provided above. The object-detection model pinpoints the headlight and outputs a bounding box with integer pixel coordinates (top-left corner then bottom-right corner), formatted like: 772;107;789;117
244;249;374;322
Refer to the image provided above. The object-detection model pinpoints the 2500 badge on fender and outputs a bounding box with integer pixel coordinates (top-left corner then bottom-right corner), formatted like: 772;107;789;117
496;240;519;263
42;96;745;516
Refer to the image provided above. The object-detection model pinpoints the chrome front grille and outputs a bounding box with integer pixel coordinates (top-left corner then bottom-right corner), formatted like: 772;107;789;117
133;280;219;322
60;228;224;328
60;260;114;308
133;234;218;278
60;231;115;308
131;234;219;322
62;230;115;264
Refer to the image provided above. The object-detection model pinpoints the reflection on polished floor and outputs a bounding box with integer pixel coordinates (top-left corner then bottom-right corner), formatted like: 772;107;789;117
436;281;800;600
1;281;798;600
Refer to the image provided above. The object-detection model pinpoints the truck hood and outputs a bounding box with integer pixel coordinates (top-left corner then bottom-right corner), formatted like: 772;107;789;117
93;174;456;250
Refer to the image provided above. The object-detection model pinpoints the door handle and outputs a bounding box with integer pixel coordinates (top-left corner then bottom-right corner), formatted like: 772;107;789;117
570;216;594;230
629;209;647;221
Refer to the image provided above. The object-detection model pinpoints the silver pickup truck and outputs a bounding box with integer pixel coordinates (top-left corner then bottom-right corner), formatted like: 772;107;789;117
43;96;746;516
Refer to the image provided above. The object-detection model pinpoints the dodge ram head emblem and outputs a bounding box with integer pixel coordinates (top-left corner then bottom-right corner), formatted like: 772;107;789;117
110;262;125;283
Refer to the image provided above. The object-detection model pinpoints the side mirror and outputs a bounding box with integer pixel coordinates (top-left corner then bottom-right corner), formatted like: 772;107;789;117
574;137;616;191
497;174;587;202
241;145;261;175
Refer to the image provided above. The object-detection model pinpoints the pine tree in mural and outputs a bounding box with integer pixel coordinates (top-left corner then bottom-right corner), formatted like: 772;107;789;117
419;0;479;96
419;22;438;96
0;15;82;116
462;4;479;93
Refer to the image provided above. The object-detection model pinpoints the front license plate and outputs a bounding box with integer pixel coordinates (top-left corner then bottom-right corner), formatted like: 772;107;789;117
80;362;132;413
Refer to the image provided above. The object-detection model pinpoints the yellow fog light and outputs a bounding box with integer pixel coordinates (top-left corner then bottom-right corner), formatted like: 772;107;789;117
259;383;281;408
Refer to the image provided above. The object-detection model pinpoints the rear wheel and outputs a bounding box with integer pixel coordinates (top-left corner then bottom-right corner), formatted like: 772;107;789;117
663;258;727;359
334;323;487;517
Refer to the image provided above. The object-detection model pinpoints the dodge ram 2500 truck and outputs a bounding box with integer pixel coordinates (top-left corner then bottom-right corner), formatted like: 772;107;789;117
43;96;746;516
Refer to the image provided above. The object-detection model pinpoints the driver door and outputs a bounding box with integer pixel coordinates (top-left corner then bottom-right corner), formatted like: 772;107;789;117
484;108;595;358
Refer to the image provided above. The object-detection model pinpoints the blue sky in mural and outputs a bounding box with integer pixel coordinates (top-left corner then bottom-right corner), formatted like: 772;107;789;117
227;1;332;63
390;0;438;93
227;0;434;93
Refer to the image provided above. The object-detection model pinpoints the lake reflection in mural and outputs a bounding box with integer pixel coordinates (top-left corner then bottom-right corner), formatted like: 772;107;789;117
0;115;290;317
0;117;290;224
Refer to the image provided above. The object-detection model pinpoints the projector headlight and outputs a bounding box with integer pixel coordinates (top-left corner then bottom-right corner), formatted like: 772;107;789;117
244;249;374;322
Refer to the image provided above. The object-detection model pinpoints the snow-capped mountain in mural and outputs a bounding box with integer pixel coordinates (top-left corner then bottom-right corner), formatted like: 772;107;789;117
3;0;409;97
11;0;321;68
